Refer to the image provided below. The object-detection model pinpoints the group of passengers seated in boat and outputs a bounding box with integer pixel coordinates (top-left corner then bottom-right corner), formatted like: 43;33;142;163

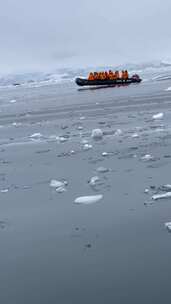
88;70;129;81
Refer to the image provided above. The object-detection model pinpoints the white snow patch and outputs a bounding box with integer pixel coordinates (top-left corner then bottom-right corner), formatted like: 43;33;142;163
74;194;103;205
91;129;103;140
152;113;164;120
152;192;171;200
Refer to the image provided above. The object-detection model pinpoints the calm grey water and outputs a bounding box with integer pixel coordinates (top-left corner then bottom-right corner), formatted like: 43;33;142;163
0;80;171;303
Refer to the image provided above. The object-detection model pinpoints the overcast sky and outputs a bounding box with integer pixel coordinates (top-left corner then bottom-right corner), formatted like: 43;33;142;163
1;0;171;73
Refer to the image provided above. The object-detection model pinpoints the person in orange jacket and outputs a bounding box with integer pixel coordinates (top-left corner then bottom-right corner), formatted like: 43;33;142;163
109;70;114;80
105;71;109;79
121;70;125;80
88;72;94;81
115;71;120;80
124;70;129;80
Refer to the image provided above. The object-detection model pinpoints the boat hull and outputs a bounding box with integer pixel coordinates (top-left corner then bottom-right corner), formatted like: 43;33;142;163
75;77;142;87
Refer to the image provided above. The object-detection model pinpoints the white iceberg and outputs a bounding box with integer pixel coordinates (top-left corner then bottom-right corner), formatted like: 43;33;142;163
152;192;171;200
166;87;171;91
74;194;103;204
152;113;164;120
10;99;16;103
91;129;103;140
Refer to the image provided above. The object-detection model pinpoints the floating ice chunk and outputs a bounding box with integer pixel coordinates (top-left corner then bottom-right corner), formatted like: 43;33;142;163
115;129;122;136
74;194;103;204
83;143;92;151
12;122;22;127
96;166;109;173
50;180;65;188
80;116;85;120
81;139;89;144
29;133;43;139
91;129;103;140
102;152;109;157
0;189;9;193
152;192;171;200
166;87;171;91
141;154;154;161
132;133;139;138
144;188;149;194
77;126;83;130
10;99;16;103
50;179;67;193
160;184;171;191
165;222;171;232
59;137;68;143
152;113;164;120
56;186;66;193
70;150;75;155
89;176;100;186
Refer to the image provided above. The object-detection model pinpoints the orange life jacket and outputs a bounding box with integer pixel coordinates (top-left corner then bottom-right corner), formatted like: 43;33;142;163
88;73;94;81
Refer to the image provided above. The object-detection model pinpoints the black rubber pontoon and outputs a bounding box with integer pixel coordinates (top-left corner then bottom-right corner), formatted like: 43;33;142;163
75;77;142;87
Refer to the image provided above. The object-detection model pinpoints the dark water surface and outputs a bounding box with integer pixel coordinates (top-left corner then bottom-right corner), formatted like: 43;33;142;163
0;80;171;303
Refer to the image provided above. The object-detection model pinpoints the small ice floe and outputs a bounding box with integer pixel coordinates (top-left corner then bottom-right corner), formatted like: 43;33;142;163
83;143;92;151
102;152;109;157
96;166;109;173
89;176;100;186
74;194;103;205
50;179;67;193
12;122;22;127
70;150;75;155
10;99;16;103
166;87;171;91
29;133;43;139
165;222;171;232
152;192;171;200
80;116;85;120
152;113;164;120
59;136;68;143
141;154;154;161
77;126;83;130
144;188;149;194
91;129;103;140
0;189;9;193
160;184;171;191
131;133;139;138
114;129;122;136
